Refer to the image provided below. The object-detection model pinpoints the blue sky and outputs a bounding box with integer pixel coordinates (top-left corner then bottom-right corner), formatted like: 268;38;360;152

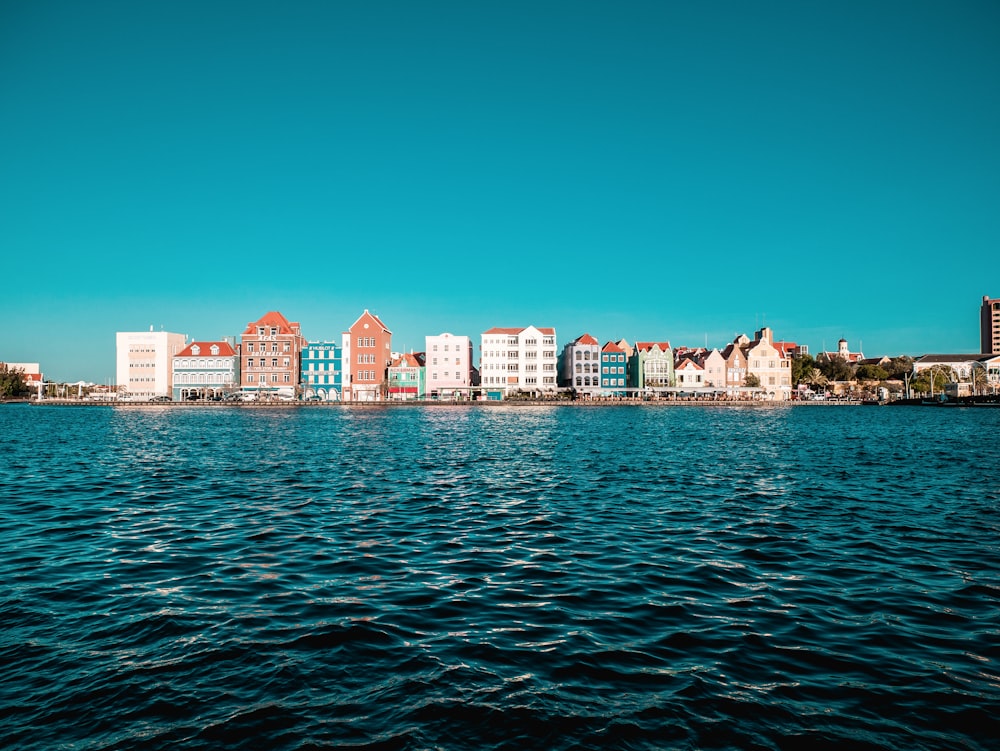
3;1;999;382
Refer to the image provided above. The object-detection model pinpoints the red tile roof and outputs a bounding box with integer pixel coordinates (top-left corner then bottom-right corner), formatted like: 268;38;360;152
635;341;671;352
391;352;425;368
573;333;599;345
676;358;704;370
177;341;237;357
243;311;301;335
602;341;626;353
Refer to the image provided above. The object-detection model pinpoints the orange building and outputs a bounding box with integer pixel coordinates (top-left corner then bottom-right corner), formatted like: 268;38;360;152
240;311;306;396
343;310;392;400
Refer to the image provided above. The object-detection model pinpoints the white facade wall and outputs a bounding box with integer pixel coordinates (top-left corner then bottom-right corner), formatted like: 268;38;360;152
562;339;601;392
425;333;473;397
479;326;558;394
116;330;186;398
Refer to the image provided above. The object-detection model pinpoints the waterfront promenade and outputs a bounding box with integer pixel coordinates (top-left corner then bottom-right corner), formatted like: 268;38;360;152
21;397;864;408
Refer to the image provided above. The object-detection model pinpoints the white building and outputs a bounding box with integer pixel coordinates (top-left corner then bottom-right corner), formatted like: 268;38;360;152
425;333;475;399
116;328;186;399
480;326;558;396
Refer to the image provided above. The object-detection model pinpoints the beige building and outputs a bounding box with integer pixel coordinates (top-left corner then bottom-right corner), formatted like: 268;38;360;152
745;327;792;399
116;328;187;399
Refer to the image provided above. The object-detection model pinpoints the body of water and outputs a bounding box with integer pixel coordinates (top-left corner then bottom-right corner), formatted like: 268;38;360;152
1;403;998;750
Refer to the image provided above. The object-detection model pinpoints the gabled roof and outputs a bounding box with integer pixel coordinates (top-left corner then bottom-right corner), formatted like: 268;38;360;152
177;341;237;357
391;352;425;368
243;311;300;335
349;309;392;334
602;341;626;353
572;333;599;346
675;358;704;371
635;341;671;353
773;341;800;357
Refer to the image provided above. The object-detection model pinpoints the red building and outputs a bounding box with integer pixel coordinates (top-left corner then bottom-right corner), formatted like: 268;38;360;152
344;310;392;400
240;311;306;396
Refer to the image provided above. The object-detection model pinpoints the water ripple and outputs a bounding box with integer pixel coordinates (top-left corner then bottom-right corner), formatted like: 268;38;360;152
0;404;997;750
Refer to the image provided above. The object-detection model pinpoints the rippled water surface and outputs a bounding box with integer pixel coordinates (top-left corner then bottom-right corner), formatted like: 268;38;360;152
1;403;998;750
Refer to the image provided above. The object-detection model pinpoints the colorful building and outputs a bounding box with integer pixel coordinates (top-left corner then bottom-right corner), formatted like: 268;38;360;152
600;341;628;394
240;311;305;397
343;310;392;401
172;340;239;400
630;342;674;391
425;333;476;399
388;352;426;400
301;341;342;401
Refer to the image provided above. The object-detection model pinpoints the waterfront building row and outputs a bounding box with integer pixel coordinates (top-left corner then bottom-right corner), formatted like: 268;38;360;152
113;312;820;402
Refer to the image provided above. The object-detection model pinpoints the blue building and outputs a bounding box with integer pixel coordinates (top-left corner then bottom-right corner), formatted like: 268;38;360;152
301;341;342;401
600;340;629;395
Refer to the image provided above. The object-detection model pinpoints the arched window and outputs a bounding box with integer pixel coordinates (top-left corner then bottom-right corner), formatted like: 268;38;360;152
576;377;582;386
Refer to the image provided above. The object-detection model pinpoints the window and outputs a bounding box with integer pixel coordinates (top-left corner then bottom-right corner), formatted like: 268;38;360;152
270;328;277;336
271;358;278;368
247;358;254;368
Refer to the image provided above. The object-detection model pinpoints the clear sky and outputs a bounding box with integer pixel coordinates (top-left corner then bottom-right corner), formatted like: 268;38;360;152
3;1;999;382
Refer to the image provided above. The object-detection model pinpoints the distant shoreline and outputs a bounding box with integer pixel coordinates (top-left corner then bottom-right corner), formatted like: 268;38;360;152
18;398;860;408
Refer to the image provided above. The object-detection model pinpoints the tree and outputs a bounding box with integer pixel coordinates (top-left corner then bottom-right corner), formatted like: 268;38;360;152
0;364;30;400
744;373;761;388
884;356;914;380
855;363;889;381
972;365;989;395
911;366;950;395
791;354;817;386
817;355;853;382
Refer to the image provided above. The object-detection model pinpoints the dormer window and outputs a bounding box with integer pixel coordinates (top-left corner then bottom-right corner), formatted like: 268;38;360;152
210;345;219;355
191;345;200;355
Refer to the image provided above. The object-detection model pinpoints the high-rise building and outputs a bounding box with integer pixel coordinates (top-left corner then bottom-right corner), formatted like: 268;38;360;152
982;295;1000;355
